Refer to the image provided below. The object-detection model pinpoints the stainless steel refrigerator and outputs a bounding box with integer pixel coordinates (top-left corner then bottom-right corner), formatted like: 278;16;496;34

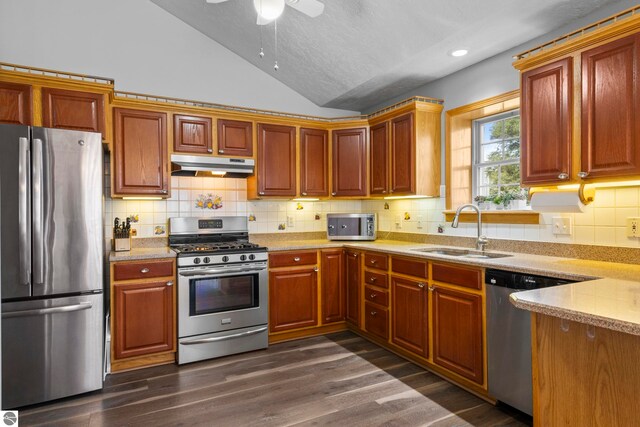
0;124;103;409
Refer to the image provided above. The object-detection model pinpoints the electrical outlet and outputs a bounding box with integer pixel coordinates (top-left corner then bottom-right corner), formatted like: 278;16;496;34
287;215;294;227
395;215;402;230
552;217;572;235
627;217;640;237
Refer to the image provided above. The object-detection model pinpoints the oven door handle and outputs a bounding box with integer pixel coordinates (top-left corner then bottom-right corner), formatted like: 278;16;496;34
180;326;268;345
178;266;266;277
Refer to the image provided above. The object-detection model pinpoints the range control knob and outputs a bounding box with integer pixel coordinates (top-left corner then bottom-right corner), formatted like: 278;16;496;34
193;257;201;265
248;254;256;261
203;257;211;264
240;254;247;261
222;256;230;263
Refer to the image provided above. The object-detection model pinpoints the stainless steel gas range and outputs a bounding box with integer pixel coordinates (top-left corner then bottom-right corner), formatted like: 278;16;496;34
169;217;268;364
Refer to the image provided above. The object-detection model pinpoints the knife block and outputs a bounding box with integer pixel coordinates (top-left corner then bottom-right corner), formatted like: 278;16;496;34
113;236;131;252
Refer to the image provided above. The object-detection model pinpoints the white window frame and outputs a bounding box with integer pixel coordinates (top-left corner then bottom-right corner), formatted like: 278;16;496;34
472;110;521;199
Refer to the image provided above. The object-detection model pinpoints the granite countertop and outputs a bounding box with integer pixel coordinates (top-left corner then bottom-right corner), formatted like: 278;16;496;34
256;237;640;335
108;247;176;262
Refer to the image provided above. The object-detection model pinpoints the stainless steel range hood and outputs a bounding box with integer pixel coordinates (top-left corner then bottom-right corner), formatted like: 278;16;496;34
171;154;255;178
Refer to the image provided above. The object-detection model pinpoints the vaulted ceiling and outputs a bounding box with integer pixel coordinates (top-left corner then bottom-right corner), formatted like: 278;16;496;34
152;0;617;112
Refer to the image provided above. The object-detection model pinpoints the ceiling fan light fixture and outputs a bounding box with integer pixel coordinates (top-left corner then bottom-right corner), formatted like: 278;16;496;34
253;0;285;21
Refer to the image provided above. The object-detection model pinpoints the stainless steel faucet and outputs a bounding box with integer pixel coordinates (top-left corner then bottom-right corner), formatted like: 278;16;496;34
451;204;489;252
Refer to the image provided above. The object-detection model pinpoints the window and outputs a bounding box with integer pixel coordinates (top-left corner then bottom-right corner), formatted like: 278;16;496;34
472;110;521;199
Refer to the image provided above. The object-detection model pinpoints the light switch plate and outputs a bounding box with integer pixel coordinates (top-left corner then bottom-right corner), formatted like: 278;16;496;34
627;217;639;237
286;215;294;227
552;217;572;235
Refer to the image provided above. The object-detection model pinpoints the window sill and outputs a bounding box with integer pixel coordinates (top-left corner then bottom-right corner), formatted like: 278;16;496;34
443;210;540;224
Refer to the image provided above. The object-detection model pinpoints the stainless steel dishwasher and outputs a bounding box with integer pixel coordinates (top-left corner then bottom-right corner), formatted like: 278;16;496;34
485;269;578;416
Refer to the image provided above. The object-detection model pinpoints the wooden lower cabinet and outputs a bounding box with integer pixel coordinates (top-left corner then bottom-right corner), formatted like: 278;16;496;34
345;250;361;327
269;267;318;333
113;280;175;360
432;286;484;384
391;275;428;357
321;249;345;323
364;302;388;340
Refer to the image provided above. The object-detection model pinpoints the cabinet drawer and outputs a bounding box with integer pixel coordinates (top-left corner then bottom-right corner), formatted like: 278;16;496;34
365;302;389;340
269;251;317;268
113;259;174;281
432;263;481;290
364;253;388;271
365;285;389;307
364;270;388;288
391;257;428;279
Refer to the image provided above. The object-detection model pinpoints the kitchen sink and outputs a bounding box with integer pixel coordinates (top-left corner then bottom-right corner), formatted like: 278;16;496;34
412;248;513;259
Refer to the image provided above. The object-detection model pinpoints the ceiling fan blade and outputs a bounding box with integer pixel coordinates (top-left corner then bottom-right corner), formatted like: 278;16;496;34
205;0;230;3
286;0;324;17
256;14;273;25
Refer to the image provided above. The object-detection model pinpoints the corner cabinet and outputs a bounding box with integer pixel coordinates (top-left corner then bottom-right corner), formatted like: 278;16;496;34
254;123;296;197
332;128;367;197
113;108;169;197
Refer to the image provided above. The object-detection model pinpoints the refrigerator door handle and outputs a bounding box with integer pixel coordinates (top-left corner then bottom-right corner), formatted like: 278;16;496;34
2;302;93;319
19;136;31;287
32;137;44;286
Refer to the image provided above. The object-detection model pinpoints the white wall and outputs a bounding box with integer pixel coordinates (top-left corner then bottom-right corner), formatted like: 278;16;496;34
0;0;358;117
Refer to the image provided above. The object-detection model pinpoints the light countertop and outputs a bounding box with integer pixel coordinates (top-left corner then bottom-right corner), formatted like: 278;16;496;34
108;247;176;262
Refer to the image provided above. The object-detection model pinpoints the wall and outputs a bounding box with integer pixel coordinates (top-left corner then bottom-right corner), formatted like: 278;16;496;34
0;0;357;118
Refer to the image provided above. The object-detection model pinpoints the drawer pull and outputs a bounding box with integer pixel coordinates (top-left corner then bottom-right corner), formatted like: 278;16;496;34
418;282;425;288
370;311;377;316
370;276;377;282
370;260;376;264
293;257;301;262
140;268;150;274
166;281;173;287
370;293;377;298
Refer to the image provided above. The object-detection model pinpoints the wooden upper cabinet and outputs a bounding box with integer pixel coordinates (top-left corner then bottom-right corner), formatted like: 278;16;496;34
369;122;389;195
173;114;212;154
42;88;104;135
113;108;169;196
521;58;573;185
300;127;329;197
390;113;415;194
332;127;367;197
581;33;640;180
257;123;296;197
0;82;32;125
432;286;483;384
217;119;253;157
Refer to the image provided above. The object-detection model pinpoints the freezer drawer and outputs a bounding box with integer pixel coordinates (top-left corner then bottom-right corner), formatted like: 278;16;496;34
2;293;104;408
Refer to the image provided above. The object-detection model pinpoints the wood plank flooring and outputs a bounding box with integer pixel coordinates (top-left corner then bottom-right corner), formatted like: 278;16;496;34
18;332;531;426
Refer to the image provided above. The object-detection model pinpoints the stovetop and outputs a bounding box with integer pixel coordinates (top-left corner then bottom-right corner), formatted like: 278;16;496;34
172;241;265;255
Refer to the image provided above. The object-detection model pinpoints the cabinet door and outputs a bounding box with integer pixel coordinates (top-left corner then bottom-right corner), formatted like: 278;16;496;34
581;33;640;179
369;122;388;195
345;251;361;327
321;249;345;323
332;128;367;196
390;113;415;194
391;276;428;357
257;123;296;197
0;81;32;125
173;114;212;154
269;267;318;332
113;108;168;196
432;286;483;384
42;88;104;134
521;58;572;185
300;127;329;197
113;280;174;359
217;119;253;157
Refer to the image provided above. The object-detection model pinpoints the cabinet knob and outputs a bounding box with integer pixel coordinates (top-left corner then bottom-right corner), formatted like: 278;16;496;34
370;260;376;264
418;282;425;288
370;293;377;298
558;172;569;180
259;191;265;196
370;276;377;282
578;171;589;179
382;190;386;194
301;192;307;196
161;190;168;194
390;190;394;193
219;150;225;154
351;253;358;258
293;257;301;262
314;266;319;272
428;285;435;291
207;148;213;153
140;268;150;274
166;281;173;287
332;192;337;196
370;311;377;316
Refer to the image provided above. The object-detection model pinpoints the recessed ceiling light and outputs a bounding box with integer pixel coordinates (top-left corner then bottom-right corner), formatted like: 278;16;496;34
450;49;469;57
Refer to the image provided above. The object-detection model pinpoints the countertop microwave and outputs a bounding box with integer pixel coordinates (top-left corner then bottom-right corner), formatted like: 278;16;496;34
327;213;376;241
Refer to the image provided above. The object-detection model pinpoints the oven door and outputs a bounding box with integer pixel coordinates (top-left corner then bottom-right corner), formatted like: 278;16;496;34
177;263;268;338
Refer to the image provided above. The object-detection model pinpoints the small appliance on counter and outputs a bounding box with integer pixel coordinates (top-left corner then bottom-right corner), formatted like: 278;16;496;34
112;217;131;252
327;213;376;241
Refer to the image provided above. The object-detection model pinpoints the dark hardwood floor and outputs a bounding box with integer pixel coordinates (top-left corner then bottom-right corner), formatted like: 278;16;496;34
18;332;531;426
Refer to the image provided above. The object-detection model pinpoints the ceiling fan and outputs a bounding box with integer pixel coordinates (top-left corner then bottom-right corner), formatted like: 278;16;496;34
206;0;325;25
